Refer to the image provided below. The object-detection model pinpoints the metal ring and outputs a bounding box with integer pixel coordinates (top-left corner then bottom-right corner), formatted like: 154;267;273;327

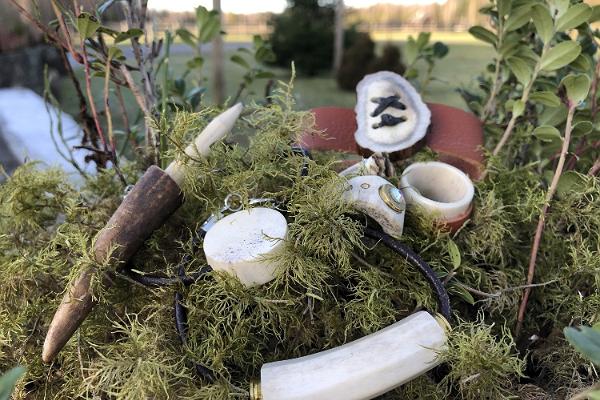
224;193;243;212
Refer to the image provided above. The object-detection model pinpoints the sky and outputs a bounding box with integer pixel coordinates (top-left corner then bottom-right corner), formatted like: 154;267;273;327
149;0;447;14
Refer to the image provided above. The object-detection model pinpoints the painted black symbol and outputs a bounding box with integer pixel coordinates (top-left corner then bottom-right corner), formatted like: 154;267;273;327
372;114;407;129
370;95;406;117
370;95;407;129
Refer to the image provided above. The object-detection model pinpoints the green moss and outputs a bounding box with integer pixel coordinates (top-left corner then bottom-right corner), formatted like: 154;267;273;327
440;316;525;400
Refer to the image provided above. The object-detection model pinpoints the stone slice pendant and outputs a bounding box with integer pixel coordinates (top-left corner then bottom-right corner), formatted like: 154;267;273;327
400;161;474;228
203;207;287;287
354;71;431;154
257;311;447;400
342;175;405;239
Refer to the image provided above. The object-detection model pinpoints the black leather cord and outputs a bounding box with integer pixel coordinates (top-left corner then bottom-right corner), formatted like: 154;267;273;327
363;226;452;322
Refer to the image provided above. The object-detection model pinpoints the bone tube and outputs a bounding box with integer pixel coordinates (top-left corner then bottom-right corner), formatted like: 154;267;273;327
42;104;243;363
256;311;447;400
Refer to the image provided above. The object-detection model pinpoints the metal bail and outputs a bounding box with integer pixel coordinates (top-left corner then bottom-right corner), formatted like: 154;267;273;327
378;184;405;213
249;379;262;400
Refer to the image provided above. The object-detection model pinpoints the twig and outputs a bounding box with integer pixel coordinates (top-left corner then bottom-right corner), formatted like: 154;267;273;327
481;56;503;122
516;103;577;335
492;41;550;157
566;59;600;171
589;159;600;176
455;280;558;299
104;56;127;185
7;0;75;58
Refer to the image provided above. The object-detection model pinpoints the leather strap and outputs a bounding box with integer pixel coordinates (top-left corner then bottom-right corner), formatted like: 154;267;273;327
301;104;484;232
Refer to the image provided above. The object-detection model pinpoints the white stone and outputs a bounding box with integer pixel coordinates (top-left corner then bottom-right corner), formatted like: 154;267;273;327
354;71;430;153
342;175;405;238
203;207;287;287
165;103;243;186
260;311;447;400
400;161;474;221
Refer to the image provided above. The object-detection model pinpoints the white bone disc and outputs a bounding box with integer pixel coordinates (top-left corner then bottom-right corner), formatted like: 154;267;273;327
342;175;405;238
203;207;287;287
400;161;474;221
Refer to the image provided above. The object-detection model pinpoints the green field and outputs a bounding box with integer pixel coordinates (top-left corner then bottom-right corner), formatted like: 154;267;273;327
58;39;493;129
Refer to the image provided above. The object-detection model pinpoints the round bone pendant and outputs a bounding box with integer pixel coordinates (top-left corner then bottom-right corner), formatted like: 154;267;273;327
203;207;287;287
343;175;406;239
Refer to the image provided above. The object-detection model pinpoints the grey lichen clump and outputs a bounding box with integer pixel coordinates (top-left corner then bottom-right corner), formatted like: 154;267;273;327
0;81;598;399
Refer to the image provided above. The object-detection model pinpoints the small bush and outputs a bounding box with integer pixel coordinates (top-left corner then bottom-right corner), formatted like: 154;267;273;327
336;34;406;91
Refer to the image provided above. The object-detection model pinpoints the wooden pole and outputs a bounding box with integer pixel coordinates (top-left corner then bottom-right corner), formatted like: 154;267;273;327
333;0;344;73
212;0;225;105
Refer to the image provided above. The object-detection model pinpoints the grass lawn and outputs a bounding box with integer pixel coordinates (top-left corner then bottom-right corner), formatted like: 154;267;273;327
58;39;493;131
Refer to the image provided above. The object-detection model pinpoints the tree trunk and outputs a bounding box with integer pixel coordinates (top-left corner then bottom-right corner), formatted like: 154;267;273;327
212;0;225;105
333;0;344;73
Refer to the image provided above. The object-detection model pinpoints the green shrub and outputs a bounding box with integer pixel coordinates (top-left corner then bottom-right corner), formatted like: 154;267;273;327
268;0;335;76
336;33;406;91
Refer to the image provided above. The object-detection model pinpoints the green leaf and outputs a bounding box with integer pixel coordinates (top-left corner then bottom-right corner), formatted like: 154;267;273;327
404;37;419;65
115;28;144;43
540;41;581;71
196;6;221;43
230;54;250;69
590;5;600;23
561;73;591;105
176;28;197;48
539;105;568;126
571;54;592;72
499;33;521;57
498;0;512;18
588;390;600;400
556;3;592;31
447;239;461;269
548;0;570;18
513;99;525;117
450;284;475;305
76;12;100;39
255;71;275;79
532;4;554;43
252;34;264;48
107;46;124;60
572;121;593;137
416;32;431;49
505;6;532;32
530;91;561;107
0;366;26;400
533;125;562;142
557;171;588;197
507;57;533;85
432;42;449;58
255;46;276;63
186;56;204;70
565;326;600;366
468;26;498;46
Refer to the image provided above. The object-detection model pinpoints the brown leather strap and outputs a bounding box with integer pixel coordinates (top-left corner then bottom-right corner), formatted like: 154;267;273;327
301;104;484;232
301;104;485;180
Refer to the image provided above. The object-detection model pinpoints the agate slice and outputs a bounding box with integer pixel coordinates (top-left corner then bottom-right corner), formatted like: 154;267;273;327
354;71;431;153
